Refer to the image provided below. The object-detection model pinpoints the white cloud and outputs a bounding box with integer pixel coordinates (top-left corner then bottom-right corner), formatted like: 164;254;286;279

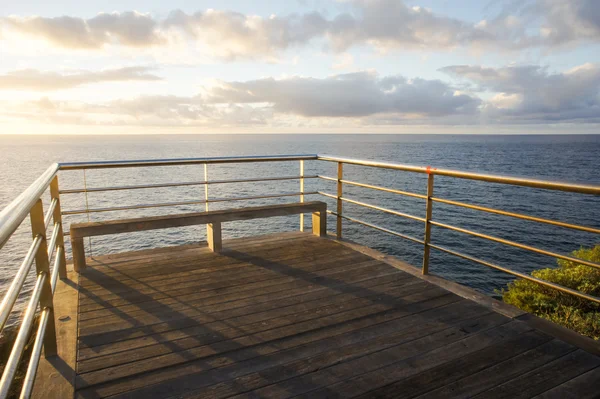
441;63;600;123
205;71;481;118
8;0;599;60
0;67;161;91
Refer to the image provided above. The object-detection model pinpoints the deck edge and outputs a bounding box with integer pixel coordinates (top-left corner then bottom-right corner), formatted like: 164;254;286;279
333;236;600;357
32;269;79;399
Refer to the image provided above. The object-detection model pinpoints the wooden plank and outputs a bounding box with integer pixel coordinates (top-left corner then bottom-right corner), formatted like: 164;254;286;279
532;366;600;399
75;283;452;387
76;278;429;373
76;267;413;360
70;201;327;238
77;253;382;314
78;267;415;342
165;303;498;399
79;233;329;279
64;233;600;399
355;330;554;398
336;237;527;319
267;321;532;399
473;349;600;398
77;256;385;317
77;262;401;349
31;270;79;399
78;239;354;295
78;263;413;335
78;243;364;298
412;339;576;399
78;257;402;324
85;307;510;399
77;272;414;363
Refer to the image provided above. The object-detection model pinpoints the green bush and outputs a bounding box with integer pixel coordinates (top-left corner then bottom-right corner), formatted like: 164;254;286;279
500;244;600;340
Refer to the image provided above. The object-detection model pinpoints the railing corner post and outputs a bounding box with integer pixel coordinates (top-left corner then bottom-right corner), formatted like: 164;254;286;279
336;162;343;239
422;172;434;275
29;199;58;356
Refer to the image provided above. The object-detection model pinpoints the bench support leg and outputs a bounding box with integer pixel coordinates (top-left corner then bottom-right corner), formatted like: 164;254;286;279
312;211;327;237
207;222;222;252
72;237;87;272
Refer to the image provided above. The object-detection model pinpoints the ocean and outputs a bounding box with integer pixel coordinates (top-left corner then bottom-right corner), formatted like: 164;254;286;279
1;134;599;326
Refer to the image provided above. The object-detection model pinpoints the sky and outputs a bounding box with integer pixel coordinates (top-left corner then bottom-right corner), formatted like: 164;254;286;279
1;0;600;134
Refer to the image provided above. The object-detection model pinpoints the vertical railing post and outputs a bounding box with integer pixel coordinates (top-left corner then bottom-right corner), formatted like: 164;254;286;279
299;160;305;232
204;163;209;212
204;163;210;240
50;176;67;279
336;162;343;239
422;172;434;275
83;169;92;257
29;200;57;356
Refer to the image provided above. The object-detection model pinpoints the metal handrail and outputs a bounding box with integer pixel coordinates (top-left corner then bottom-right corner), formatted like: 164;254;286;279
431;196;600;234
319;175;427;200
62;192;319;215
316;154;600;306
0;154;318;398
0;164;58;250
0;153;599;397
317;154;600;194
58;154;318;170
59;175;318;194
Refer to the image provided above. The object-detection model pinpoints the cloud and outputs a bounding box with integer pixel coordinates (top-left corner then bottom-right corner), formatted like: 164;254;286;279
0;71;480;127
441;63;600;123
205;71;480;118
0;67;161;91
1;94;271;127
3;64;599;128
480;0;600;49
1;11;161;49
7;0;594;60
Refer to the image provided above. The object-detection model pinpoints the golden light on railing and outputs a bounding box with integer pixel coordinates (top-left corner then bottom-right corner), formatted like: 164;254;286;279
0;153;598;397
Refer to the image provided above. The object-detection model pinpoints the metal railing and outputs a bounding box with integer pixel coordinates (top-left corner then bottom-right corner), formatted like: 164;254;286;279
316;154;600;305
0;154;318;398
0;152;598;397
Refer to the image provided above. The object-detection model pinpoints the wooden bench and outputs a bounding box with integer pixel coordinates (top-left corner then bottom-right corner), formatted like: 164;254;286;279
69;201;327;272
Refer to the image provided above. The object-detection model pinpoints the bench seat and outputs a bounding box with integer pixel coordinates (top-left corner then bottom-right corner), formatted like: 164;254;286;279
70;201;327;272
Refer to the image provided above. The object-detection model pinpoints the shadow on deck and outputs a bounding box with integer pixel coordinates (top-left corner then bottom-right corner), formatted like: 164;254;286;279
35;232;600;399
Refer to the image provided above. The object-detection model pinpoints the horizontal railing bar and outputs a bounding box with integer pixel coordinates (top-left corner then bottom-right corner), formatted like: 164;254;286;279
43;198;58;231
0;235;43;332
430;220;600;270
50;246;63;294
431;196;600;235
62;192;319;215
318;191;337;200
0;272;46;397
327;210;424;245
58;154;318;170
59;175;318;194
319;175;427;200
318;192;425;223
0;163;59;250
20;307;50;399
318;175;427;199
46;223;60;260
317;154;600;195
341;197;426;223
429;243;600;304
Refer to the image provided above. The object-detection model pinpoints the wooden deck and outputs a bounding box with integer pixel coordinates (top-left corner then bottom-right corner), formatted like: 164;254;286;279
35;232;600;398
